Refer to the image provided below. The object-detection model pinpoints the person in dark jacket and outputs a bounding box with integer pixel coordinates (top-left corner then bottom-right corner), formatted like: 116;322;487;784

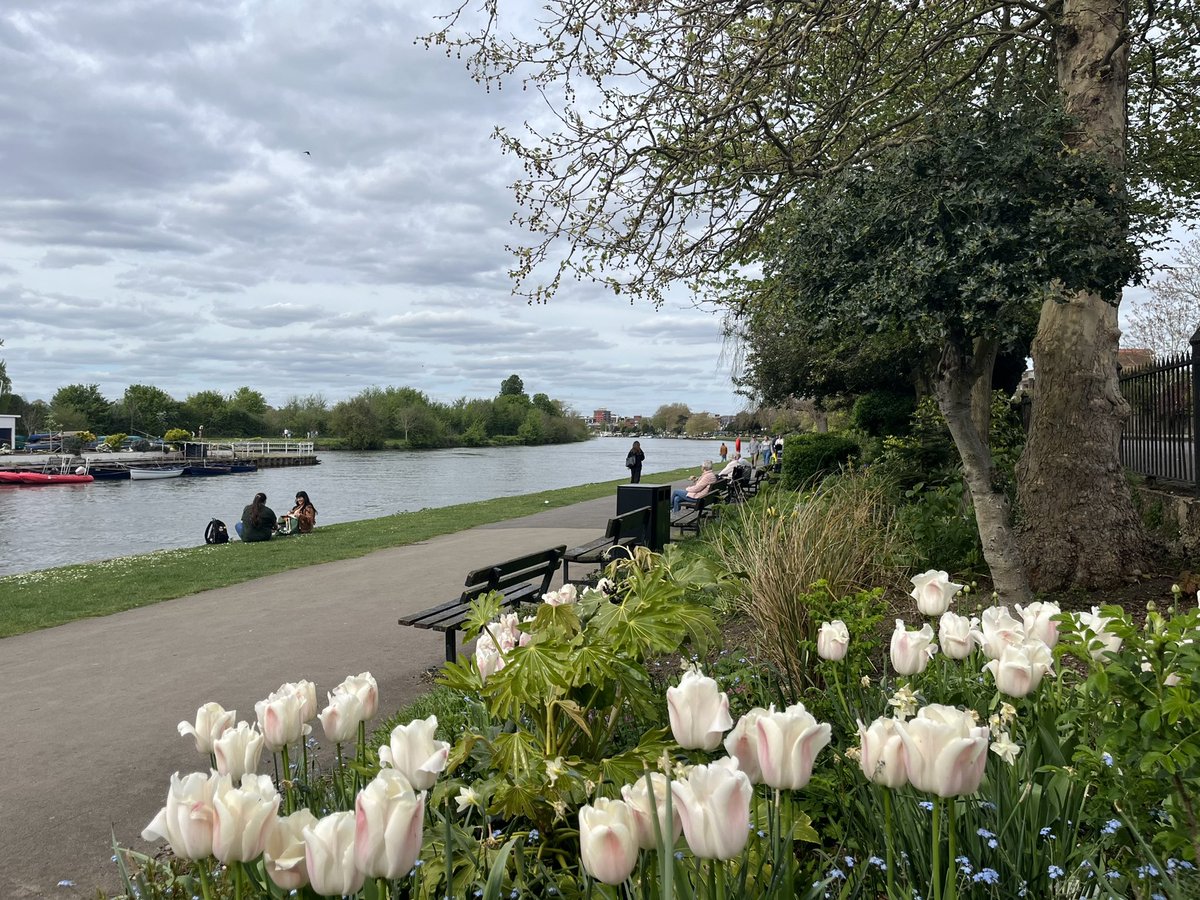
626;440;645;484
236;492;277;542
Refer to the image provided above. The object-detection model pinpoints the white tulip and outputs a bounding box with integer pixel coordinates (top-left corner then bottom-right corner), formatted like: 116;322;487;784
910;570;964;616
177;702;236;755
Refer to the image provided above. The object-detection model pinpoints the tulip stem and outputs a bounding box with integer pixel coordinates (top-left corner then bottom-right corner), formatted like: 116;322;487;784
196;863;215;900
336;742;345;807
831;666;852;724
280;744;293;815
357;719;367;795
946;800;958;900
377;876;389;900
930;798;942;900
883;790;896;899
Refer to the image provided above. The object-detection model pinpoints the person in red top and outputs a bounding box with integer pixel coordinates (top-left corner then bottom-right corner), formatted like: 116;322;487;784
671;461;718;512
734;435;742;455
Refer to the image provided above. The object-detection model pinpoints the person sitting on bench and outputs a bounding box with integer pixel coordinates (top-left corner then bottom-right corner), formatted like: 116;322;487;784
672;461;718;512
718;453;750;480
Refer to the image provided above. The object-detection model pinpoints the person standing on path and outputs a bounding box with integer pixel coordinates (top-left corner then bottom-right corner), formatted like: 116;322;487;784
734;435;742;456
625;440;645;483
719;442;728;462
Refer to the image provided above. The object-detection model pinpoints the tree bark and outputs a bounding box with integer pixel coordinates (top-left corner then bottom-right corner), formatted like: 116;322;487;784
936;341;1032;604
1016;0;1149;590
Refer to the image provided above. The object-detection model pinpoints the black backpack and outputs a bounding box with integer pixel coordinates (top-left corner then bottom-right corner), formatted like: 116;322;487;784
205;518;229;545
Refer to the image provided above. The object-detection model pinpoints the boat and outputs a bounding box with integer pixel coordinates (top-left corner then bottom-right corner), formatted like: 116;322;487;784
182;464;232;477
129;466;185;480
2;471;95;485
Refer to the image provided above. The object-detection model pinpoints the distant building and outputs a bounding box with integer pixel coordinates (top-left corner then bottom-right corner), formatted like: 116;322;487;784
0;414;18;450
1117;347;1155;371
592;409;614;424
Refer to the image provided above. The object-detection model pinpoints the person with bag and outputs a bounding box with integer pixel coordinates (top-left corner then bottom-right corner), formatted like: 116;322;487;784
624;440;645;483
276;490;318;535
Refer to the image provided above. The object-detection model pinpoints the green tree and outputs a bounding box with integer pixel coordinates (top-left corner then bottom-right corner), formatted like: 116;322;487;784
228;386;269;417
50;384;110;430
531;392;559;415
431;0;1200;590
758;106;1138;601
119;384;179;435
0;339;11;398
517;408;546;443
499;374;526;398
274;394;329;437
650;403;691;434
684;412;719;437
329;395;386;450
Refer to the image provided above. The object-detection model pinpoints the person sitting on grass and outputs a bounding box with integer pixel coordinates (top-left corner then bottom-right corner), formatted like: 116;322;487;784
236;492;277;542
671;461;717;512
277;490;317;535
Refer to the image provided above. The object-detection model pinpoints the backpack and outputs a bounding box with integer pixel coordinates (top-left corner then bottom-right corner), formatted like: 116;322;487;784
625;452;638;469
205;518;229;545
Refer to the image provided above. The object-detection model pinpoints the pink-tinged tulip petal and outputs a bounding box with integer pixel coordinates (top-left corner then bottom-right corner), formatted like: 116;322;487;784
938;612;982;660
212;721;264;781
898;705;989;798
333;673;378;720
579;798;639;884
621;773;682;850
670;758;752;859
817;620;850;661
354;769;426;879
177;702;236;755
265;809;317;890
723;707;768;783
980;606;1026;660
754;703;831;790
910;570;963;616
141;771;218;861
255;689;311;752
212;773;280;863
858;717;908;788
319;691;366;744
304;812;364;897
983;640;1053;698
1015;601;1061;648
890;620;937;675
378;716;450;791
666;665;733;751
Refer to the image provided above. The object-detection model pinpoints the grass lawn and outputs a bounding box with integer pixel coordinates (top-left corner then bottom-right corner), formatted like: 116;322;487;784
0;467;693;638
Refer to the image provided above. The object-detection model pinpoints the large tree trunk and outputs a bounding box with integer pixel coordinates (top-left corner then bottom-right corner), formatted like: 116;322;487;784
1016;0;1149;591
936;341;1032;604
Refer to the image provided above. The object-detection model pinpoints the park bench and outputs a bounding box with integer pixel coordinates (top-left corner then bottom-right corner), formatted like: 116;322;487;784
671;479;731;535
561;505;652;584
744;467;770;497
398;545;566;663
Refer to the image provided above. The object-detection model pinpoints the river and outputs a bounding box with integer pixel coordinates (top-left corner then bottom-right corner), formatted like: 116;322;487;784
0;437;729;576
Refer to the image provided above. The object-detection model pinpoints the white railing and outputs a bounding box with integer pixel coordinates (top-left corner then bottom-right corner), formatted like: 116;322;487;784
226;441;316;456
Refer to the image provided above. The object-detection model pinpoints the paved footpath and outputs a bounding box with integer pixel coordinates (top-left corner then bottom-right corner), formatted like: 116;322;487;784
0;494;636;899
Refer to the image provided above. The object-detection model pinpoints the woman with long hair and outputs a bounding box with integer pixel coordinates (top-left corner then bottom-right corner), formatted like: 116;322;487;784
236;491;277;542
279;490;318;535
625;440;645;484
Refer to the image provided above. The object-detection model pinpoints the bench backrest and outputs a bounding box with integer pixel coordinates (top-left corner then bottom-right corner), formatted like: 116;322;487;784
461;545;567;603
609;505;652;541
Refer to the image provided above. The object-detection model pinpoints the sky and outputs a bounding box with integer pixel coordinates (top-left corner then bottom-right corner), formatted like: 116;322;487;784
0;0;743;420
0;2;1189;422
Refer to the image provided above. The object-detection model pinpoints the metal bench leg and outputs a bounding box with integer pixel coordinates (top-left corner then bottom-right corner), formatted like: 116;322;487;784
445;630;458;664
562;560;570;583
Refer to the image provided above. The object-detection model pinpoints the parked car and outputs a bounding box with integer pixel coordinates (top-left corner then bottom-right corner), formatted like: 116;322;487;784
120;436;151;452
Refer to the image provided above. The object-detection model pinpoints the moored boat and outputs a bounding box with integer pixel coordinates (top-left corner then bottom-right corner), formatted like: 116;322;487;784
8;471;95;485
182;465;232;477
129;466;185;480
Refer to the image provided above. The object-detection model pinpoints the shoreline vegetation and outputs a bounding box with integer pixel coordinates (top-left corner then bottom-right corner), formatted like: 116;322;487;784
0;466;693;639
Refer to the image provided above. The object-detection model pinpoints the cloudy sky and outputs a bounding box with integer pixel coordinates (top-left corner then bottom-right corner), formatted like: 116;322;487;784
0;0;743;419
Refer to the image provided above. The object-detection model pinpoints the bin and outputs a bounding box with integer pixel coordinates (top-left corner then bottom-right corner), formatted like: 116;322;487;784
616;483;672;552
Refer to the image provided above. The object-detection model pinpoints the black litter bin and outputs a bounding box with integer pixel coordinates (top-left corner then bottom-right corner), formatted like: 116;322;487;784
616;483;671;552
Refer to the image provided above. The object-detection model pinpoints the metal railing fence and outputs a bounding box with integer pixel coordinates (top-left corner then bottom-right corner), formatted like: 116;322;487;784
1118;331;1200;490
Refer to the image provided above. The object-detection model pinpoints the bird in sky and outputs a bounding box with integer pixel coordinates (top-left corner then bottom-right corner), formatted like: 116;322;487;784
303;150;311;156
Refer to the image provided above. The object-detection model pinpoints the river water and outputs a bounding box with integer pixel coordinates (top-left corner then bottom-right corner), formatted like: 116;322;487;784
0;437;726;576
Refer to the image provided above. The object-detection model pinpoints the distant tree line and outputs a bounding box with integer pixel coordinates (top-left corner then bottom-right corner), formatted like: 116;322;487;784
0;373;589;450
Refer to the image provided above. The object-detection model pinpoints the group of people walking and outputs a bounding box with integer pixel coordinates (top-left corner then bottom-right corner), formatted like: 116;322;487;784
236;490;318;542
719;435;783;465
624;434;784;513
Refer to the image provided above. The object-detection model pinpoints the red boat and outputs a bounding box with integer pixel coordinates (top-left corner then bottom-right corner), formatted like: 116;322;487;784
0;471;94;485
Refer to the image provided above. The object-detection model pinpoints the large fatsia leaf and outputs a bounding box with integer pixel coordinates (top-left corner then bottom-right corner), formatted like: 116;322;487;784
592;593;719;659
484;640;573;721
595;728;673;787
529;601;582;640
491;730;537;777
462;591;505;641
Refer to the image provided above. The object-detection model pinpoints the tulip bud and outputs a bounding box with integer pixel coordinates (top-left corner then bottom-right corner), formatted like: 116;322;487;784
578;798;639;884
909;570;963;617
666;665;733;751
938;612;981;660
1014;601;1061;649
1074;608;1124;659
983;640;1053;698
255;689;312;752
319;690;367;744
355;769;426;878
670;758;753;859
177;702;236;755
857;717;908;788
212;773;280;863
543;583;578;606
265;809;317;890
621;772;682;849
754;703;831;790
898;704;989;798
379;715;450;791
304;811;365;897
816;620;850;661
213;721;265;781
723;707;768;783
142;771;219;860
333;672;379;720
890;620;937;675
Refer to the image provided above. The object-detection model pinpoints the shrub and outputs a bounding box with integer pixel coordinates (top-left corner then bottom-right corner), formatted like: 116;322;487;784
895;479;985;574
851;390;917;437
780;432;860;489
709;469;907;695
